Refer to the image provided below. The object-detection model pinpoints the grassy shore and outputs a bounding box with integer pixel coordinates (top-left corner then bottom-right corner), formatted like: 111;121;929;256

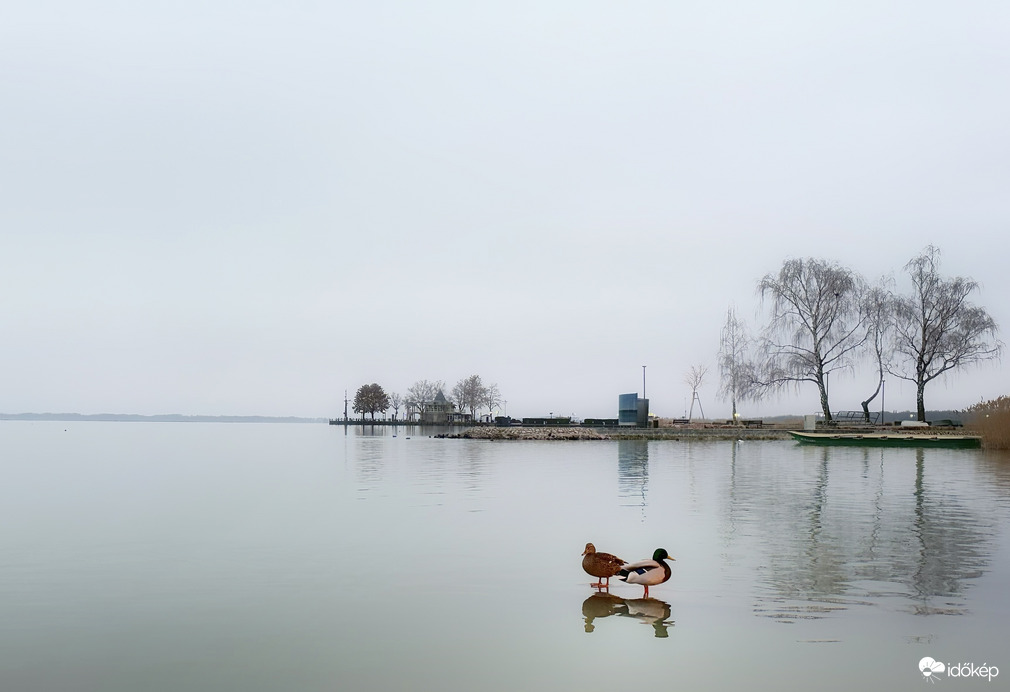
964;396;1010;450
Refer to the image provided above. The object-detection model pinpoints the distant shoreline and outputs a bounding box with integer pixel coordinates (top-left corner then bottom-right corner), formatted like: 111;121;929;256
0;413;326;424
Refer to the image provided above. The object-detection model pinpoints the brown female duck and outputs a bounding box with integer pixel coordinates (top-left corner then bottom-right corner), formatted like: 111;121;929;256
582;543;627;588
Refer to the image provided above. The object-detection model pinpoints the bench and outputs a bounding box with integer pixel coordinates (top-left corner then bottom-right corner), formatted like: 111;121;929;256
833;410;880;425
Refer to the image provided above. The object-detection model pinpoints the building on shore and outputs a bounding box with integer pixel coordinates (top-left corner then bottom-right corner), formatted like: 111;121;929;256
619;393;650;427
414;390;471;425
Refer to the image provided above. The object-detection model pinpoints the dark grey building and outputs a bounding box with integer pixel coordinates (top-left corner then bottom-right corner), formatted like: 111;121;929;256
619;393;649;427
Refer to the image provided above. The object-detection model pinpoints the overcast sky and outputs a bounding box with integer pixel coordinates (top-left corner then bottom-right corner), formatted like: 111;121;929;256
3;1;1008;419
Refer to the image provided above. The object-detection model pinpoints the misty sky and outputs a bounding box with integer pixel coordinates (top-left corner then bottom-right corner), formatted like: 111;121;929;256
3;1;1008;419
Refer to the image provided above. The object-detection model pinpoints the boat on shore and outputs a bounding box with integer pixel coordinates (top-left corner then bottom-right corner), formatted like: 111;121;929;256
789;430;982;449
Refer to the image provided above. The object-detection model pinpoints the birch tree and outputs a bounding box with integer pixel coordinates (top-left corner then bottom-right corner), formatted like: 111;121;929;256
891;246;1002;421
858;280;893;422
717;306;757;421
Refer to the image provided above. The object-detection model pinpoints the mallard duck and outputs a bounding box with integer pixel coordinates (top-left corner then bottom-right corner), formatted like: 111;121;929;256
616;548;674;597
582;543;626;588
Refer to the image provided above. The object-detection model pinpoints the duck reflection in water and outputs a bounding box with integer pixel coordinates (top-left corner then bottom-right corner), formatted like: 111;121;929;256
581;592;675;638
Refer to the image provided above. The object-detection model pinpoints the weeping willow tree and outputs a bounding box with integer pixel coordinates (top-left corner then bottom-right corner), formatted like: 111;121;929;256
756;258;867;421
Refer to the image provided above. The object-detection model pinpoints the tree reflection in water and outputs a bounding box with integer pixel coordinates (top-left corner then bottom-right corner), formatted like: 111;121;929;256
724;443;999;621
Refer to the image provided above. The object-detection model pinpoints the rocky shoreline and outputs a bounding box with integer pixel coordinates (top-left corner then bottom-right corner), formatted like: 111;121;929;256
437;426;793;441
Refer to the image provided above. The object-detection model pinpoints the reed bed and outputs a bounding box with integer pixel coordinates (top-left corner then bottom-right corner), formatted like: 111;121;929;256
964;396;1010;450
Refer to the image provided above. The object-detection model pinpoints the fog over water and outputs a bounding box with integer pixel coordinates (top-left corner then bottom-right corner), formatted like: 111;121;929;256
3;2;1009;419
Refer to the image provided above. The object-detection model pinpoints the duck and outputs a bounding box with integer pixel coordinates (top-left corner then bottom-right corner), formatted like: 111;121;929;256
616;548;675;597
582;543;627;588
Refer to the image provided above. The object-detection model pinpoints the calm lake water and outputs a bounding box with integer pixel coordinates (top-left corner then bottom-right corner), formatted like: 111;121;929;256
2;422;1010;691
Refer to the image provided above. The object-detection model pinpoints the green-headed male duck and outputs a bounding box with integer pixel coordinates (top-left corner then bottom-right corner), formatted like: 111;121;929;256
617;548;675;597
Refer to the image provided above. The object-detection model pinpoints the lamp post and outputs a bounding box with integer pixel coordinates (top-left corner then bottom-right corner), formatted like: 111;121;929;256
881;380;885;426
642;365;646;399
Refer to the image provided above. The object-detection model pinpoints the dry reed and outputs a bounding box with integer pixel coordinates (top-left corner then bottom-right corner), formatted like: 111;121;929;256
964;396;1010;450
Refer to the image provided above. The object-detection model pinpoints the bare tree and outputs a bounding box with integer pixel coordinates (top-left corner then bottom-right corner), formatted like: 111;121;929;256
388;392;403;421
405;379;444;420
858;279;893;422
684;364;708;420
891;246;1002;421
756;257;867;421
452;375;484;418
717;306;758;421
483;383;502;420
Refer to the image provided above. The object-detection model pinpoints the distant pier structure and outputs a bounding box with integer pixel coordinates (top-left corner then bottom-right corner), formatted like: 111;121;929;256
329;390;351;425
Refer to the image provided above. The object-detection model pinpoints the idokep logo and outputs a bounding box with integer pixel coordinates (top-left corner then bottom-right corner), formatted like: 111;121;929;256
918;657;1000;683
919;657;945;682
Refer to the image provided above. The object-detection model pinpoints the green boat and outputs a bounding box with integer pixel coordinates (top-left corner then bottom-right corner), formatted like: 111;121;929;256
789;431;982;449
